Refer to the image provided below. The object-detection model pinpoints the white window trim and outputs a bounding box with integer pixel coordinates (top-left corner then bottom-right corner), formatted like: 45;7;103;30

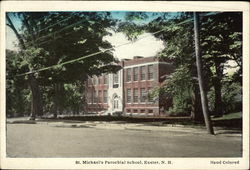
124;61;171;69
125;106;159;109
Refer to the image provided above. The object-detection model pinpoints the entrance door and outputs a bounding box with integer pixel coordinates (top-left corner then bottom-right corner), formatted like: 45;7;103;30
113;97;119;110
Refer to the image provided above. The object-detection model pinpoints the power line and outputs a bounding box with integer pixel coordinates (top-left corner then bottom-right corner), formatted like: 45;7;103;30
16;20;190;77
16;12;220;77
25;14;76;46
36;15;73;34
26;12;218;47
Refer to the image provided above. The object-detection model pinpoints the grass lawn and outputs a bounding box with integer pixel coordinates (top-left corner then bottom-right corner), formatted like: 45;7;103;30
212;112;242;121
212;112;242;129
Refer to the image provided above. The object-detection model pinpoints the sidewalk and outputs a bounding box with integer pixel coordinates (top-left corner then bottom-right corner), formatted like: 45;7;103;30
6;117;242;136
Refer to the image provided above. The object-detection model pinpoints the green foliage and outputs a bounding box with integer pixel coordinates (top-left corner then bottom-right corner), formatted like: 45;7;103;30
208;79;242;114
6;50;31;116
200;12;242;79
63;83;84;113
222;80;242;113
125;12;149;21
147;13;195;115
123;12;242;116
7;12;121;116
117;22;145;40
149;65;193;115
163;65;193;115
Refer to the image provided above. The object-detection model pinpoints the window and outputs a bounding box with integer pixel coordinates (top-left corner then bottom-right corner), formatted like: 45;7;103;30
103;90;108;103
104;74;108;85
87;90;92;103
133;67;138;81
148;109;153;114
88;79;92;85
93;77;96;85
126;109;131;113
113;99;119;109
140;66;146;80
97;77;101;84
126;68;131;82
112;72;119;86
140;88;147;102
113;72;119;88
113;73;119;84
133;109;138;113
116;100;119;108
127;89;131;103
98;90;102;103
148;65;154;80
93;90;97;103
133;88;139;103
148;87;154;102
141;109;145;113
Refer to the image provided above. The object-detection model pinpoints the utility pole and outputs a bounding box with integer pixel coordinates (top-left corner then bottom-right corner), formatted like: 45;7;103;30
193;12;214;135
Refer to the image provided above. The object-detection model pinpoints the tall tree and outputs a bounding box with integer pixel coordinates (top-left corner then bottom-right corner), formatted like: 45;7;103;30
6;13;44;119
6;12;121;118
147;12;204;120
118;11;242;122
200;12;242;117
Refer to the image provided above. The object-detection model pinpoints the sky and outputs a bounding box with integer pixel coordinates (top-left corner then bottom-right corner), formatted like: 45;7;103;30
103;31;164;59
6;11;239;74
6;11;165;59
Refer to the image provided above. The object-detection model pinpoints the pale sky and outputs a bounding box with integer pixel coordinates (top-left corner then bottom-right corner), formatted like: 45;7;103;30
6;11;165;58
6;26;19;51
6;27;165;59
103;31;164;59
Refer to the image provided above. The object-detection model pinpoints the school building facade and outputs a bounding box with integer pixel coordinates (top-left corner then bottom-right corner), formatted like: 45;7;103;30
86;56;173;116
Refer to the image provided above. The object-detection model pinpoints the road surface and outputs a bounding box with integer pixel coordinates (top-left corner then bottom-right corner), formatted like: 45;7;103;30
6;124;242;157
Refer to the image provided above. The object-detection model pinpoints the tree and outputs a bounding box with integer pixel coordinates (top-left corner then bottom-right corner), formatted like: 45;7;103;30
6;49;31;117
6;13;44;119
147;12;205;120
6;12;121;118
200;12;242;117
118;11;242;123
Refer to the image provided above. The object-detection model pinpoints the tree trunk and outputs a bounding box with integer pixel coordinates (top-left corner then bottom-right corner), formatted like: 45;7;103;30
82;81;87;115
52;83;58;118
191;83;204;122
213;60;223;117
28;74;43;120
194;12;214;134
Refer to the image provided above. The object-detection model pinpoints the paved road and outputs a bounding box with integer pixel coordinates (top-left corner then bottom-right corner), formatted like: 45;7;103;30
6;124;242;157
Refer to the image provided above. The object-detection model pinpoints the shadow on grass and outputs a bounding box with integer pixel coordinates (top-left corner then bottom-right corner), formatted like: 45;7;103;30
213;118;242;130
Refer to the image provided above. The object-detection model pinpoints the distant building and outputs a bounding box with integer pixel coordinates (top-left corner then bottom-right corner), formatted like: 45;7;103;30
86;56;173;116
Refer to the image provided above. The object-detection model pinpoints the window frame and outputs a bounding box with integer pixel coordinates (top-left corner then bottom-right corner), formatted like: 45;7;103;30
148;65;154;80
140;66;146;81
103;90;108;103
113;72;119;84
133;88;139;103
126;68;132;82
133;67;139;81
127;89;131;103
104;74;108;85
140;88;147;103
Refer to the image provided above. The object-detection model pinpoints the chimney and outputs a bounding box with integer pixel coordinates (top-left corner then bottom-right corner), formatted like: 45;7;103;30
121;58;131;61
133;56;144;59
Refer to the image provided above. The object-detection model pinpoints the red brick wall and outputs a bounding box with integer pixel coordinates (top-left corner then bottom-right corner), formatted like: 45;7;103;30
86;75;109;113
85;56;174;116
